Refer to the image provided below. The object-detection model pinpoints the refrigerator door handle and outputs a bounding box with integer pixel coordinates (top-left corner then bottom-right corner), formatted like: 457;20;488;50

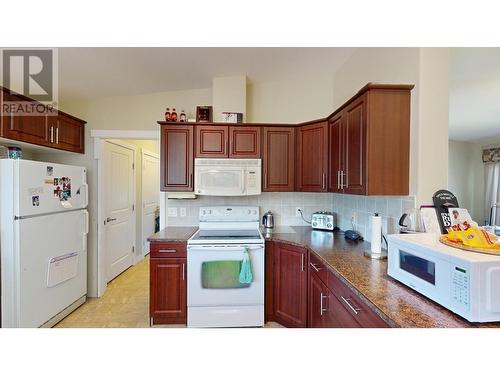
83;210;89;235
80;183;89;207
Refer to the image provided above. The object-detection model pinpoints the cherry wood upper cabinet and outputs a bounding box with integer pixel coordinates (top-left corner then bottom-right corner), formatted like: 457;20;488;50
229;126;261;158
150;257;187;325
343;95;367;195
160;125;194;191
262;127;295;192
50;114;85;153
296;121;329;192
273;242;308;328
328;113;344;193
328;84;412;196
0;88;86;153
1;92;50;146
195;125;228;158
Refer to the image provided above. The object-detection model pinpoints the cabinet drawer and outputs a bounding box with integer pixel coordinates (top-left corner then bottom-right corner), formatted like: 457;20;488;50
309;252;328;286
327;271;389;328
150;242;187;258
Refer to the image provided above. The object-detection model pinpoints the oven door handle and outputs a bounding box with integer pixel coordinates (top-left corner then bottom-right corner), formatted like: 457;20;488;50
188;245;264;252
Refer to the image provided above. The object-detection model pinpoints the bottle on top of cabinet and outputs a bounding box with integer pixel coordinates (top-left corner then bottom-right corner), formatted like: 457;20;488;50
171;108;178;122
164;108;171;122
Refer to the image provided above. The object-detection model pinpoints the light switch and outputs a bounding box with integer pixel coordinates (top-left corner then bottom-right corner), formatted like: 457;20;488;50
167;207;178;217
180;207;187;217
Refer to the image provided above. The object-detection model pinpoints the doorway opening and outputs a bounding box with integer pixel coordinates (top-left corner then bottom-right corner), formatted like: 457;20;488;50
93;130;162;297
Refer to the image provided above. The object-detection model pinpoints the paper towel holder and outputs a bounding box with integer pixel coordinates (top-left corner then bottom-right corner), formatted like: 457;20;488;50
364;213;388;260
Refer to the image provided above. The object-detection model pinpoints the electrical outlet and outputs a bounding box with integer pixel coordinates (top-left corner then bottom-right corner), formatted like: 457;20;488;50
351;212;357;224
180;207;187;217
296;207;302;217
167;207;178;217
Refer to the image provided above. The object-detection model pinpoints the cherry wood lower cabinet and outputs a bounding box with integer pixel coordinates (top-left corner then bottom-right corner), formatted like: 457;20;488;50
160;125;194;191
149;242;187;325
308;251;389;328
272;242;308;327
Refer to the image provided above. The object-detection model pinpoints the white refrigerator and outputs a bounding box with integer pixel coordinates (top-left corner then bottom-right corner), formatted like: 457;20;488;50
0;159;89;328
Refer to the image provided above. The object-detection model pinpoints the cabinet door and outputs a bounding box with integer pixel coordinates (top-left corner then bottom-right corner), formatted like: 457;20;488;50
273;243;308;327
325;291;362;328
328;114;344;192
344;96;367;195
229;126;261;158
52;114;85;153
150;258;186;325
160;125;194;191
262;127;295;192
309;272;328;328
195;125;228;158
1;92;50;146
296;121;328;192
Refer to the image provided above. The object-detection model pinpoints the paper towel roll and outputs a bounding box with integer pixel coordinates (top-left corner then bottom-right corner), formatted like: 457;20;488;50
371;214;382;254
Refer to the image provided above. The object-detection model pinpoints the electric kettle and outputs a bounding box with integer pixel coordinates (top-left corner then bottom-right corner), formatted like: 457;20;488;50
262;211;275;229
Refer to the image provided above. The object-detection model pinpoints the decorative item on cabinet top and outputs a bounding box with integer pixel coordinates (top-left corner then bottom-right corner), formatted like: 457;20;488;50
222;112;243;123
196;106;213;123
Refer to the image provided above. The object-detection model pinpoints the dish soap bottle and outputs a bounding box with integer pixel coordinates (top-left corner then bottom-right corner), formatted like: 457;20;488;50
164;107;171;122
171;108;178;122
180;110;186;122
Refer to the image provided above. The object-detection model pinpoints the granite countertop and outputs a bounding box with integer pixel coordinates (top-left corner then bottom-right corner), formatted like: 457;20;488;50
147;226;198;242
148;225;500;328
268;226;500;328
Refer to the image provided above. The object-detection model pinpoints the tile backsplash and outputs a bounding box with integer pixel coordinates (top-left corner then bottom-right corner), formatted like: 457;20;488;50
165;192;416;245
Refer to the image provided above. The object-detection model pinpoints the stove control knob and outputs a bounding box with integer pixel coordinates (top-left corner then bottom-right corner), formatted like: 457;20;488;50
327;223;332;228
312;222;317;227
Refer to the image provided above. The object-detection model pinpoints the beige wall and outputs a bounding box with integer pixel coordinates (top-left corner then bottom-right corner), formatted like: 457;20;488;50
448;140;484;223
213;76;247;121
247;75;335;123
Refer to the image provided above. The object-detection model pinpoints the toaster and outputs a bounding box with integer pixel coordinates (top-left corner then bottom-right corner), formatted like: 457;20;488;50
311;211;336;231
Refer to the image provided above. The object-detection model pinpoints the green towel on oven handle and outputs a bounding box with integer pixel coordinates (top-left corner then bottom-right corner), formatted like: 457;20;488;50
239;247;253;284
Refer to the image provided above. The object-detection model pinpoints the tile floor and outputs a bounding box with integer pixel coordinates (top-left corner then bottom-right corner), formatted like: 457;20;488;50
55;256;150;328
55;255;282;328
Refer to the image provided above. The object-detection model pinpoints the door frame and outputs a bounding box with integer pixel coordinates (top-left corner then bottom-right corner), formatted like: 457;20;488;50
140;148;159;258
93;129;161;297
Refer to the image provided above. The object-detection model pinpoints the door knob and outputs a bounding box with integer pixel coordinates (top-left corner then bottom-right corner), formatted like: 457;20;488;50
106;217;117;223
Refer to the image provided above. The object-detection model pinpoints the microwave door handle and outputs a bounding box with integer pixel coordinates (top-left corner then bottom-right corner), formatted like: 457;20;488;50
241;170;246;194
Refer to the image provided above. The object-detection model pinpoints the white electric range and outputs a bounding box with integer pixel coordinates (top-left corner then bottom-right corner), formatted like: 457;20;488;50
187;206;265;327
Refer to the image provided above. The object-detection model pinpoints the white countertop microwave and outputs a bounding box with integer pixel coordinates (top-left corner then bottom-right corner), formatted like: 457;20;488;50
388;233;500;323
194;158;261;196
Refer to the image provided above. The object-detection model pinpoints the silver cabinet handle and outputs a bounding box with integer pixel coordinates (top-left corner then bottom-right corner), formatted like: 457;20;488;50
225;139;228;154
56;127;59;144
264;171;267;189
310;263;322;272
158;249;176;253
106;217;117;223
345;171;348;188
322;173;326;189
182;263;185;280
320;292;327;316
50;126;54;143
337;170;340;189
301;253;304;272
340;296;361;315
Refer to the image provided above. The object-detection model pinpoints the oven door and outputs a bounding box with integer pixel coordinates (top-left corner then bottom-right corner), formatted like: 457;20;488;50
194;166;245;196
187;244;264;306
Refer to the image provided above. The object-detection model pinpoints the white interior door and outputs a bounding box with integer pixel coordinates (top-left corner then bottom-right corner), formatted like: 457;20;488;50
104;141;135;282
142;150;159;256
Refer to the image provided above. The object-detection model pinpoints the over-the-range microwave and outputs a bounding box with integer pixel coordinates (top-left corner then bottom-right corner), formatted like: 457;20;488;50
388;233;500;323
194;158;261;196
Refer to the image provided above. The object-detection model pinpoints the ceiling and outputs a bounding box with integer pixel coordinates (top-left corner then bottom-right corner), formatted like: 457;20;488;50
57;48;355;102
449;48;500;143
